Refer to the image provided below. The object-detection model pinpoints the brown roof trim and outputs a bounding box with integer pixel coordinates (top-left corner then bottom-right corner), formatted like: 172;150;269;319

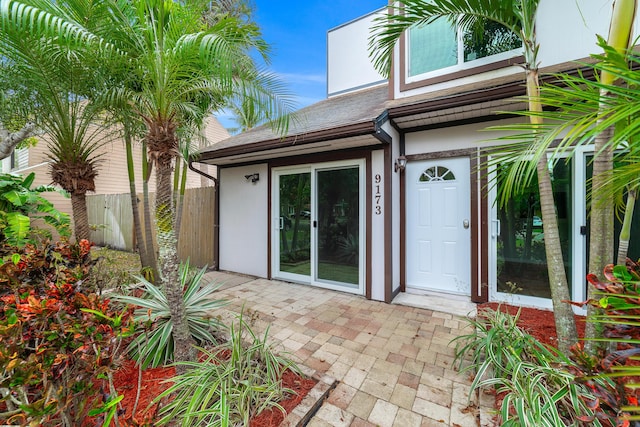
387;64;598;120
197;121;378;162
388;81;525;118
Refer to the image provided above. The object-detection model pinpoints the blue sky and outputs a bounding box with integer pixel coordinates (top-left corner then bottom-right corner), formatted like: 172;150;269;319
216;1;385;130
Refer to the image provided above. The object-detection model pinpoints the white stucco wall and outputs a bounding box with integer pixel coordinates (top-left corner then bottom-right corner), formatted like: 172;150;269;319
327;8;387;97
405;118;521;155
219;164;269;277
370;149;386;302
389;0;631;99
387;125;401;296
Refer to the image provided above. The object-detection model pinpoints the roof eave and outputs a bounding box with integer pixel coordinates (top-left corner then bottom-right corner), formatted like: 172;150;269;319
194;120;379;163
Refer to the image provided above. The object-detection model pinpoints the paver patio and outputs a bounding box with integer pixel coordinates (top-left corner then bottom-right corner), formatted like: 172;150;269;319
205;271;490;427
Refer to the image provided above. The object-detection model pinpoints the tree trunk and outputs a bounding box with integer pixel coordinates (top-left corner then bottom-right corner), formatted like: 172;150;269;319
70;191;90;242
0;122;37;160
174;157;187;238
125;128;158;280
617;187;636;266
142;142;157;281
152;136;195;371
536;154;577;353
528;68;578;354
585;0;636;354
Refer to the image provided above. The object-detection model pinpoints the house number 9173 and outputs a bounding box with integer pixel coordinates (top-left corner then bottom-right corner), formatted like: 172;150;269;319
374;174;382;215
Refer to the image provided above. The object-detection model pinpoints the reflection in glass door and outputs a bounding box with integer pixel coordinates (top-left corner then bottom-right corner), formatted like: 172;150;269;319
316;167;360;287
495;161;573;300
272;161;364;294
276;172;311;279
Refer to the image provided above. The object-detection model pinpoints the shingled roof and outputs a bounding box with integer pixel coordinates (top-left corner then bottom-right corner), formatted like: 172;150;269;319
195;84;390;165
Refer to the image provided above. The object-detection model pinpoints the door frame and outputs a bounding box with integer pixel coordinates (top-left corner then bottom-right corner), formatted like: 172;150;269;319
271;159;366;295
487;146;590;312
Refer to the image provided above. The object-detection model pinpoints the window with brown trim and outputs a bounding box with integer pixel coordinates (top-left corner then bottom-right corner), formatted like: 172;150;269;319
407;19;521;81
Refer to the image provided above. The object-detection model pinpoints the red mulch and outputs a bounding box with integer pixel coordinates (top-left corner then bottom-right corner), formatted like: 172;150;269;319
478;302;586;346
477;302;587;421
250;369;317;427
86;359;316;426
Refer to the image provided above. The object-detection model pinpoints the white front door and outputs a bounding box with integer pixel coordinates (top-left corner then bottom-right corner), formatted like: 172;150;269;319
406;158;471;295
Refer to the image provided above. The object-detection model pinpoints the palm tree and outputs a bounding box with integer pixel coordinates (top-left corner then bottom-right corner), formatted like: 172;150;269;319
368;0;579;352
0;12;111;241
470;0;637;351
106;1;293;365
0;0;294;366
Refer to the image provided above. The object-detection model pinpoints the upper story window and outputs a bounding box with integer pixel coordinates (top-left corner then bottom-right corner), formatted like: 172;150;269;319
407;19;521;80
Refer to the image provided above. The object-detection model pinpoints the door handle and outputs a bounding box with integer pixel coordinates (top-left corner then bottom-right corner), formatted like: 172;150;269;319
492;219;501;237
463;219;470;229
279;217;284;230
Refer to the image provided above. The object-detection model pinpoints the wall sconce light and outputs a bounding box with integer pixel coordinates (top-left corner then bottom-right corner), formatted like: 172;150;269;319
244;173;260;183
394;156;407;173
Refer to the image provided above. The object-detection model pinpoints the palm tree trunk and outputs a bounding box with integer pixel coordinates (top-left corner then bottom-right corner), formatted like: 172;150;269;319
142;142;157;281
585;0;636;354
70;191;90;242
528;68;578;353
155;153;196;370
174;158;187;238
617;187;636;266
124;127;158;278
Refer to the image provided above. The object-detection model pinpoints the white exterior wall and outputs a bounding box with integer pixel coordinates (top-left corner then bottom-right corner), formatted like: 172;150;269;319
327;8;387;97
370;149;386;301
387;124;401;295
219;164;269;277
326;1;619;100
387;0;629;99
405;118;521;155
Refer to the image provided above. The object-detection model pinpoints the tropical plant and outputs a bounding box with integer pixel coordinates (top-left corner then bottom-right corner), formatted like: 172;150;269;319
156;310;299;427
0;172;70;247
570;260;640;424
452;308;610;426
0;5;117;242
368;0;578;352
0;0;296;367
0;240;133;427
113;261;227;369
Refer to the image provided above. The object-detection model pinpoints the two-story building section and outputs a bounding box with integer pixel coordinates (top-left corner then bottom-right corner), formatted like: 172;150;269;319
194;1;633;311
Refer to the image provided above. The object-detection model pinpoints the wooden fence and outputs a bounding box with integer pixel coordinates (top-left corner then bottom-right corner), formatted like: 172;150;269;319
87;187;216;268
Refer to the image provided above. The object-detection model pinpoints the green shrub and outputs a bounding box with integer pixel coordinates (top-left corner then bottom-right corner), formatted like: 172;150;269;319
0;240;133;426
113;261;227;368
571;260;640;425
0;172;70;247
453;307;606;426
156;310;299;426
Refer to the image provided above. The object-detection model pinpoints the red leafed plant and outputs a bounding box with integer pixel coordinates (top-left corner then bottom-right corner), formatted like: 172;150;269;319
569;259;640;427
0;239;134;427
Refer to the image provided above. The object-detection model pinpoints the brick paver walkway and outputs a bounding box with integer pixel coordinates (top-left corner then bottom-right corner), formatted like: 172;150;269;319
206;272;484;427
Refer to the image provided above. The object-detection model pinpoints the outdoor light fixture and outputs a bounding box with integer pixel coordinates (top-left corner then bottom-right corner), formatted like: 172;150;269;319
394;156;407;173
244;173;260;183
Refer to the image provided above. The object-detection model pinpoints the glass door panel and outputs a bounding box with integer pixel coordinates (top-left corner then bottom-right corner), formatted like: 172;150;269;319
278;172;311;277
496;161;573;299
315;167;360;286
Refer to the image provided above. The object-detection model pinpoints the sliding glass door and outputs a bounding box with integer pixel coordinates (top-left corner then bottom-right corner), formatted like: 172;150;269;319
275;170;311;279
272;160;364;294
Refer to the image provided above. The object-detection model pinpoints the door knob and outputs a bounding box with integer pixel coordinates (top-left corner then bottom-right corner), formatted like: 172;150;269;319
463;219;470;229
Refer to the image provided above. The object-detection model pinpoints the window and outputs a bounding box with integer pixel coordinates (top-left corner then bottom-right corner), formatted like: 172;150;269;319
408;19;521;78
419;166;455;182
